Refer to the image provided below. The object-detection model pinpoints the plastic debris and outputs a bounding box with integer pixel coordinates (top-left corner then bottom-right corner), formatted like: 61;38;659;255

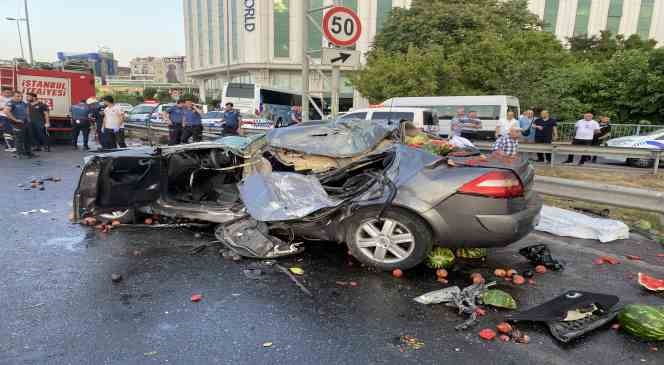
289;267;304;276
519;244;563;271
399;335;425;351
262;342;273;348
190;294;203;302
111;273;123;283
414;286;461;305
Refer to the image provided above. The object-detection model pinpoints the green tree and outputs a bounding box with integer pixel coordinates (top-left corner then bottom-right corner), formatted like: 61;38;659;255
156;89;172;103
143;87;158;100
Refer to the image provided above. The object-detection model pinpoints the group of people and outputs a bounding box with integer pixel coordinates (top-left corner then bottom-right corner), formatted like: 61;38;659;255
164;101;240;145
1;87;51;159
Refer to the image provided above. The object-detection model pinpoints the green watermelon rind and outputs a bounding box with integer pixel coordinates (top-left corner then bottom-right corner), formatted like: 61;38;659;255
482;289;518;310
455;248;488;259
617;305;664;341
426;247;455;269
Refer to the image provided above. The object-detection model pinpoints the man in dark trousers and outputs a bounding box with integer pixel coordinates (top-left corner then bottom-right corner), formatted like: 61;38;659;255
70;99;91;150
165;100;185;145
532;110;558;162
181;100;203;143
221;102;240;136
89;98;105;149
592;116;612;163
26;92;51;152
3;91;35;159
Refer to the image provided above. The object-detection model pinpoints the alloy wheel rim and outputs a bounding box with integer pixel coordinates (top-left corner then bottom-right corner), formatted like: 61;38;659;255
355;218;415;264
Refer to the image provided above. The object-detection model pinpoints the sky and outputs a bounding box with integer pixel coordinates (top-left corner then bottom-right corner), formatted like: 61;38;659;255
0;0;186;65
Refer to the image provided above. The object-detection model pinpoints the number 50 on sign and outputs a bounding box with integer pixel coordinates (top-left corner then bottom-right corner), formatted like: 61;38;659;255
322;6;362;47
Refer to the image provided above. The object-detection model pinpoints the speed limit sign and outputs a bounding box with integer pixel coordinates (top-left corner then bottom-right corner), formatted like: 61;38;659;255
322;6;362;47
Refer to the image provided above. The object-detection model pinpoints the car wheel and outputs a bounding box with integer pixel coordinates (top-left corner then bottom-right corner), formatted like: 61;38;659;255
346;207;433;271
627;158;654;168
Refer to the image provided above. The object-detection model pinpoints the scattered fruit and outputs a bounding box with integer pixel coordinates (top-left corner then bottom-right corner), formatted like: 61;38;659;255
637;272;664;292
436;278;449;284
289;267;305;276
479;328;496;341
593;258;605;265
506;269;517;278
515;334;530;344
426;247;456;269
494;269;507;278
611;323;621;330
474;308;486;316
600;256;620;265
455;248;487;259
482;289;517;309
617;304;664;341
111;220;121;226
496;322;513;334
190;294;203;302
472;275;485;285
435;269;448;279
144;218;153;225
528;279;536;285
534;265;547;274
626;255;641;261
349;281;358;287
499;335;510;342
392;268;403;278
512;275;526;285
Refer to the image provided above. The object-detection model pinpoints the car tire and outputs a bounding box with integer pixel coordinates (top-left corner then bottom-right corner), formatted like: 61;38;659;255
627;158;654;168
346;207;433;271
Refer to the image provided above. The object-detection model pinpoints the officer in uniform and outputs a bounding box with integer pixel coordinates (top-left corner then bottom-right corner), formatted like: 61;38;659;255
165;100;185;145
70;99;91;149
3;91;34;158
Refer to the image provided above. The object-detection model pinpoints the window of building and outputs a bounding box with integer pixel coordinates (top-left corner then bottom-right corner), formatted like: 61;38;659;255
308;0;324;53
231;0;239;62
274;0;290;58
606;0;623;35
218;0;225;64
637;0;655;39
542;0;559;33
574;0;592;36
207;0;214;65
196;0;204;67
376;0;393;33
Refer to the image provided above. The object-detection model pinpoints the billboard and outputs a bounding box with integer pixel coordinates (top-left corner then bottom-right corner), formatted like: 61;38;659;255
161;57;186;84
17;74;72;117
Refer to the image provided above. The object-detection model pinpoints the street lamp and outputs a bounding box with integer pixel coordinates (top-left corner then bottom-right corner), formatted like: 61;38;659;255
5;1;34;64
5;17;26;60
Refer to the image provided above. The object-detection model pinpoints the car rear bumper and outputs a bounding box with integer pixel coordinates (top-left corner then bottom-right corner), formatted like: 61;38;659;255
421;190;542;248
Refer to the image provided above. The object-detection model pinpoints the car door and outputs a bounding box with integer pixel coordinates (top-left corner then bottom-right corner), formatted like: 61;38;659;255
96;155;161;208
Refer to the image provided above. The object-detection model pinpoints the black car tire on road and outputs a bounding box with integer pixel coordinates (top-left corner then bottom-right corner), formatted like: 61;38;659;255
346;207;433;271
626;158;655;168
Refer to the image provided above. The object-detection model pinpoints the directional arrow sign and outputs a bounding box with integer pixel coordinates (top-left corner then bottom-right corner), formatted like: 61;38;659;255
321;48;361;67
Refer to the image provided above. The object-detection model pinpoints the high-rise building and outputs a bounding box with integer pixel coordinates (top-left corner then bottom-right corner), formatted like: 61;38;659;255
183;0;664;106
56;48;118;84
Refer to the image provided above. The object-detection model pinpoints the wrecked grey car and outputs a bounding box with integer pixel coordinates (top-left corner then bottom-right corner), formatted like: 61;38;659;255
73;119;542;270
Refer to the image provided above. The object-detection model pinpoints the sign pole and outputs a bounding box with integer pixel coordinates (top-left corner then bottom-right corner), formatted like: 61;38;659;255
331;65;340;119
301;0;310;123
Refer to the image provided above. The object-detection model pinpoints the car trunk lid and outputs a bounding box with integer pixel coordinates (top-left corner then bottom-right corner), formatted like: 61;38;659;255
449;154;535;191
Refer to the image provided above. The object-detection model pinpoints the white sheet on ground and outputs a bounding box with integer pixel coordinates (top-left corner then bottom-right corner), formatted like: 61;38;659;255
535;205;630;243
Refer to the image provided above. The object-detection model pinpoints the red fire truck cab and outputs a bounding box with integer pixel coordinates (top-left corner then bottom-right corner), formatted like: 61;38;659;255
0;64;96;140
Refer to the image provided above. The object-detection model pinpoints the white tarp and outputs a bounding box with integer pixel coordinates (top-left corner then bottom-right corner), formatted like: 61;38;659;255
535;205;630;243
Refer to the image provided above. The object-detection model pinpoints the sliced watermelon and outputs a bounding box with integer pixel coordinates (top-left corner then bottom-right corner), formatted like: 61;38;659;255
638;272;664;292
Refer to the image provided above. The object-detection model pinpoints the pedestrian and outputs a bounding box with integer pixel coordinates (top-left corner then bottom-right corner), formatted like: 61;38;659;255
289;105;302;125
181;100;203;143
0;87;15;152
221;102;240;137
26;93;51;152
3;91;35;159
532;110;558;163
450;107;466;137
459;110;482;140
100;95;126;149
592;115;612;163
492;127;521;157
519;110;535;143
70;99;92;150
495;111;519;138
164;99;185;145
564;112;600;165
88;98;104;149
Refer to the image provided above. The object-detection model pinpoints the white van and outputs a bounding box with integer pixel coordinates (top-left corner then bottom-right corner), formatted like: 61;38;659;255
381;96;520;138
338;107;437;129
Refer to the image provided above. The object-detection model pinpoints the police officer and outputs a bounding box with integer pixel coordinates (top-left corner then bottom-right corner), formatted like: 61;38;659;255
164;100;185;145
26;93;51;152
3;91;34;158
181;99;203;143
88;98;105;150
221;102;240;137
70;99;91;150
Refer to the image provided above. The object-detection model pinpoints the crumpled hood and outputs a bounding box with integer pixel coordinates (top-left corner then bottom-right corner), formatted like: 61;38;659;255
266;119;398;158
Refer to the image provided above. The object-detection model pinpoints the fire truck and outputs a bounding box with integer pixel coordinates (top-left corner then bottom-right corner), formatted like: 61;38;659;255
0;61;96;140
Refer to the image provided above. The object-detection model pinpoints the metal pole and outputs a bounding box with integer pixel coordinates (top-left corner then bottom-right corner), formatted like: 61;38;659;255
331;65;340;119
23;0;34;64
301;0;310;123
225;0;231;82
15;20;25;60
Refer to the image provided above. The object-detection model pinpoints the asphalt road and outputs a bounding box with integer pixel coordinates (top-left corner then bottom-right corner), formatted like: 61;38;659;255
1;146;663;365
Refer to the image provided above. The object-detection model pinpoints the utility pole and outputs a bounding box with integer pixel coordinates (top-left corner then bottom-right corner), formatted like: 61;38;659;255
301;0;310;123
6;17;25;60
331;65;339;119
24;0;34;64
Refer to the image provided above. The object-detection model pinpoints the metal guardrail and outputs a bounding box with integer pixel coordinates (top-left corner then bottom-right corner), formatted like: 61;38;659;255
474;141;663;174
555;123;662;142
534;176;664;215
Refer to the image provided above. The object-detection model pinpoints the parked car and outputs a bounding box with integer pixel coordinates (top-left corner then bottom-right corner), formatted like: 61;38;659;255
202;111;224;127
339;107;437;131
126;103;159;124
606;129;664;167
116;103;134;114
73;120;541;270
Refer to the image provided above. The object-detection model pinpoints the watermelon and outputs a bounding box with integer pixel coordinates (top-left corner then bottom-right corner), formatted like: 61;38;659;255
456;248;488;259
638;272;664;292
482;289;517;309
617;304;664;341
426;247;455;269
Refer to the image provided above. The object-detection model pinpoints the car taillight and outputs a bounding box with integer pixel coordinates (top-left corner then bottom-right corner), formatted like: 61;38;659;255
458;171;524;198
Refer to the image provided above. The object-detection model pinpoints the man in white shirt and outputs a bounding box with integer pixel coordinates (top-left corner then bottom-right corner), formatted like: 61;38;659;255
495;111;519;138
564;112;600;165
100;95;127;149
0;87;15;151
